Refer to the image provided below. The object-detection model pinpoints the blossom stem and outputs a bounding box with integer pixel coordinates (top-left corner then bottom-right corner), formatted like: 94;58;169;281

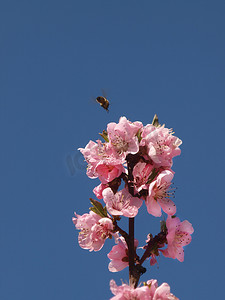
129;217;135;287
126;153;140;287
113;221;129;244
138;231;167;265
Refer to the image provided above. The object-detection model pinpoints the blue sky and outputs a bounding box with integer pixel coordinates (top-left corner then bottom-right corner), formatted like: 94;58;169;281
1;1;225;299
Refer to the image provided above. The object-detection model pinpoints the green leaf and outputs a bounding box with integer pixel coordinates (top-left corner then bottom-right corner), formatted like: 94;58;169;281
89;198;108;218
99;130;109;142
147;168;159;184
136;129;142;143
160;220;167;233
152;114;160;127
103;206;107;216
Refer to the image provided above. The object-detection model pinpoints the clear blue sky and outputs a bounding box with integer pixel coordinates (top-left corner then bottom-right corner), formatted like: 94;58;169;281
1;1;225;299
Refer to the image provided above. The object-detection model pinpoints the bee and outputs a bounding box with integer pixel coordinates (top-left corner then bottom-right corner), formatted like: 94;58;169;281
96;96;110;112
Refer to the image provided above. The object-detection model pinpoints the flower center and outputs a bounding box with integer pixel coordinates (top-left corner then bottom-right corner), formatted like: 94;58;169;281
112;135;129;154
154;182;175;200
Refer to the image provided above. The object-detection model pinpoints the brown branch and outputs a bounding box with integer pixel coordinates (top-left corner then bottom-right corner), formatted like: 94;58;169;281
111;151;168;288
138;231;167;266
128;217;135;286
126;153;139;287
113;221;129;245
113;152;154;288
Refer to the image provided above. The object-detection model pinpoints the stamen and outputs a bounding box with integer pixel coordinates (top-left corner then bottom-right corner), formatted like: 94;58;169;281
155;182;176;200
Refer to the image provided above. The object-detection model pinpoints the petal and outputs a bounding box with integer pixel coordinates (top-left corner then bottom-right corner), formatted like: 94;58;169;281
166;215;180;230
153;283;171;299
107;245;126;260
122;206;139;218
98;218;113;230
157;169;174;184
148;180;157;197
146;196;162;217
107;122;116;135
175;247;184;262
127;138;139;154
91;239;105;252
178;233;192;247
179;220;194;234
107;207;123;216
109;280;119;295
130;196;143;210
108;260;128;272
102;187;115;204
160;248;170;258
158;198;176;215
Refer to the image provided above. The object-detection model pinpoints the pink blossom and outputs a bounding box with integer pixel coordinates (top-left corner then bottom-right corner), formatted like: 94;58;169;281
110;280;151;300
110;279;178;300
141;124;182;167
161;216;194;262
93;183;108;199
95;163;124;184
132;161;154;194
90;218;114;250
107;237;138;272
72;211;114;252
79;140;125;183
146;280;179;300
107;116;142;158
146;170;176;217
103;187;142;218
78;140;100;179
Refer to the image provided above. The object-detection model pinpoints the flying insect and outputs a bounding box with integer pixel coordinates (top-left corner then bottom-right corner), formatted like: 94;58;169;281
96;96;110;112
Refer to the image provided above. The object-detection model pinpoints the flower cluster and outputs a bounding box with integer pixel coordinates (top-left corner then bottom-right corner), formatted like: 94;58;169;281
110;279;179;300
73;115;193;299
72;211;117;252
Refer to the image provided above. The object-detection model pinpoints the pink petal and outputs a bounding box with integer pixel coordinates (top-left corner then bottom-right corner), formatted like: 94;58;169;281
108;260;128;272
91;239;105;252
93;183;108;199
160;248;170;258
122;206;139;218
109;280;119;295
107;122;116;133
146;196;162;217
178;233;192;247
166;215;180;230
153;283;171;299
175;248;184;262
108;207;124;216
179;220;194;234
148;180;157;197
107;246;126;260
130;196;143;209
157;169;174;184
103;187;115;204
158;198;176;215
127;138;139;154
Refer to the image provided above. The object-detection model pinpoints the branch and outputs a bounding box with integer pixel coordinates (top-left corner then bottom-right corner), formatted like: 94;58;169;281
113;220;129;245
126;153;138;287
138;231;167;265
